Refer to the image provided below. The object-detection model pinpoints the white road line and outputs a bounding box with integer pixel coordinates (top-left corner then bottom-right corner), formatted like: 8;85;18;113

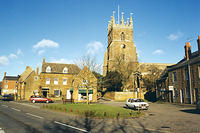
54;121;88;133
11;107;21;112
26;113;44;119
1;105;8;107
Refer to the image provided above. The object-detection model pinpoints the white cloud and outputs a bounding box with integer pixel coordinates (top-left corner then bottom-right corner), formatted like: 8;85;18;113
9;53;17;59
87;41;103;55
38;50;45;55
167;31;183;41
152;49;164;55
33;39;59;49
50;58;73;64
0;56;9;66
17;49;23;55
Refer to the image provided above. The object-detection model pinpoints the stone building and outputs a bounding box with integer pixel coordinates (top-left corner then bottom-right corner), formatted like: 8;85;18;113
17;66;40;101
40;58;80;101
103;11;172;94
103;12;138;77
103;11;139;92
73;66;97;103
40;58;98;102
1;72;19;96
156;36;200;104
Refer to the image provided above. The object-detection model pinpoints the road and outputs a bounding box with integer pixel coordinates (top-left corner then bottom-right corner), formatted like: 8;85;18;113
0;101;200;133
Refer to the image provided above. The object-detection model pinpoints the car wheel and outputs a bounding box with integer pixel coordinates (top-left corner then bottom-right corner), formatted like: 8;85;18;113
32;100;35;103
46;100;49;103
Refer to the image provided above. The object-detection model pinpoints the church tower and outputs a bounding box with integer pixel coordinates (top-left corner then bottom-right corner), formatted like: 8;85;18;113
103;11;138;76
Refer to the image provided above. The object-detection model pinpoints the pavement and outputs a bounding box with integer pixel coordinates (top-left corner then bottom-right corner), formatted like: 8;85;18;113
0;100;200;133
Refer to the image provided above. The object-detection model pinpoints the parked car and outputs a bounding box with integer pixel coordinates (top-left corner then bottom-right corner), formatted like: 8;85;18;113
30;95;53;103
0;95;3;100
126;98;149;110
2;94;14;101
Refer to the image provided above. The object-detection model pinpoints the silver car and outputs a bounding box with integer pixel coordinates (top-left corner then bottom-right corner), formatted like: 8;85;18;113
126;98;149;110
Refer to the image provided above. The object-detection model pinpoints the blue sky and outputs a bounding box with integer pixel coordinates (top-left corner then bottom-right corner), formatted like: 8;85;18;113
0;0;199;79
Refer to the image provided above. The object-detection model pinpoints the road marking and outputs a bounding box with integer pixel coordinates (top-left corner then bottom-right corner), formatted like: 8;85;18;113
11;107;21;112
1;105;8;107
26;113;44;119
54;121;88;133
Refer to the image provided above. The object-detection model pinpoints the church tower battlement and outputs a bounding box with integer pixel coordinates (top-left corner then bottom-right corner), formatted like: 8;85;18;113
103;11;138;76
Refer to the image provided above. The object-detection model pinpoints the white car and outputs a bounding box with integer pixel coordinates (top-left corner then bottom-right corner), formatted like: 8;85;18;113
126;98;149;110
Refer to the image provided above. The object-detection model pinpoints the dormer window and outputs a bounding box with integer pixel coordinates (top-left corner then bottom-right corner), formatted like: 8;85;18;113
63;67;68;73
46;66;51;73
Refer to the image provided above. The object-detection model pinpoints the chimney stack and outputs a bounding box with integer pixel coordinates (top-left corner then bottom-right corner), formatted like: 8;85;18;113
36;66;39;75
4;72;6;77
26;66;30;70
43;58;45;63
184;42;191;60
197;35;200;55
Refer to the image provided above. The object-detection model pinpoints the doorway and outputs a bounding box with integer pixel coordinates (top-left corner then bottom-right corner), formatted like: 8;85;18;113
195;88;199;104
42;88;49;97
43;91;47;97
180;89;184;103
169;91;173;103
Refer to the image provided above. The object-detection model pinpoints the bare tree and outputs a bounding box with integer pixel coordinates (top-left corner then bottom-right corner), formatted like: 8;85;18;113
141;64;163;91
74;54;99;105
74;54;102;73
112;54;139;91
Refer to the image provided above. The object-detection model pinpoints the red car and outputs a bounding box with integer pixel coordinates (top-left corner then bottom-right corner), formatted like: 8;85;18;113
30;96;53;103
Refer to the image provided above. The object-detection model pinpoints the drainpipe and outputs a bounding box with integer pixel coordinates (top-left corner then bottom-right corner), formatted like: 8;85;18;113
188;64;193;104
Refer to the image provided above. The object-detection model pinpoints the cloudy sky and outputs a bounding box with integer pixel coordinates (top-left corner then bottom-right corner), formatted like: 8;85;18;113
0;0;199;79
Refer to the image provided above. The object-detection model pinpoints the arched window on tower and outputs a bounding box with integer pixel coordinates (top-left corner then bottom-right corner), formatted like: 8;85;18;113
46;66;51;73
63;67;68;73
121;32;125;41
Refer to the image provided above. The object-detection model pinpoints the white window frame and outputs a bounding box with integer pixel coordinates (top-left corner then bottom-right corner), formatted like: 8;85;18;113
46;66;51;73
5;85;8;89
46;78;50;84
54;89;60;97
63;78;67;85
54;78;58;85
63;67;68;73
82;79;88;85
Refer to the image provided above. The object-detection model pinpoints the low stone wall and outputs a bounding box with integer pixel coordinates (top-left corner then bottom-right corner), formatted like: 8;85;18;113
103;92;145;101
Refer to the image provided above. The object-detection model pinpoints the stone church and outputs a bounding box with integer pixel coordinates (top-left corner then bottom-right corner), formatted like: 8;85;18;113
103;11;173;92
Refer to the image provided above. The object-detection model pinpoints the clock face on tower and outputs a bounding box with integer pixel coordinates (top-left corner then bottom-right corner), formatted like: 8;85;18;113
121;44;126;49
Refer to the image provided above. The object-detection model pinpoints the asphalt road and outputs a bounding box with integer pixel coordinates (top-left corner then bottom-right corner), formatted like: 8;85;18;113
0;101;200;133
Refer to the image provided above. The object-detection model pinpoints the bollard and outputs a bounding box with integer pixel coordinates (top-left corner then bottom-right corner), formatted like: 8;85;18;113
117;112;120;119
104;112;106;117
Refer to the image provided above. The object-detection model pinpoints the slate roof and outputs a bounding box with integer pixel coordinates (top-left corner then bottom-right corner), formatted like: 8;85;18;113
167;51;200;71
42;62;81;74
19;67;34;82
3;76;19;81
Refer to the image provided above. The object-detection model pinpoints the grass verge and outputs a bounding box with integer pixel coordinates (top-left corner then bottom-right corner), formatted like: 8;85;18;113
41;103;143;118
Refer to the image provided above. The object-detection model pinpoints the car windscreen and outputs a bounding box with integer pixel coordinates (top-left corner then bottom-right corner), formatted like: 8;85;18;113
131;99;144;102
